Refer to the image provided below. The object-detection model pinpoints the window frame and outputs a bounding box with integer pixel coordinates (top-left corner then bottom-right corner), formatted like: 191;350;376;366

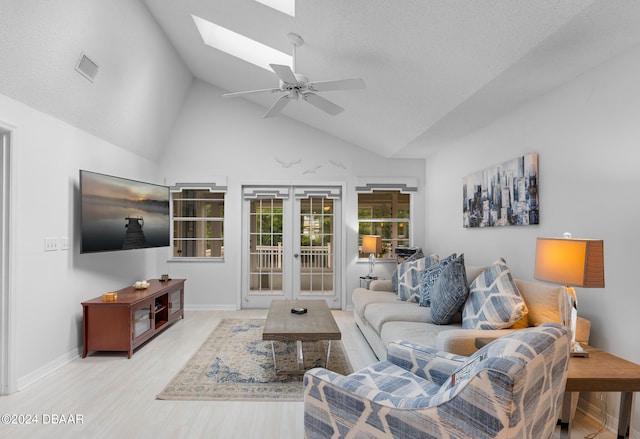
169;182;226;262
356;179;417;261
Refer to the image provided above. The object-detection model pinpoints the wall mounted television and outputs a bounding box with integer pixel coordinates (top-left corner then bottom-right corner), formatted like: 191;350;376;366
80;170;170;254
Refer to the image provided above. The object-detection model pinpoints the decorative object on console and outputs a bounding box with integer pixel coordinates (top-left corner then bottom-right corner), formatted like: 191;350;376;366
534;234;604;357
462;152;538;228
362;235;382;278
101;292;117;302
133;280;150;289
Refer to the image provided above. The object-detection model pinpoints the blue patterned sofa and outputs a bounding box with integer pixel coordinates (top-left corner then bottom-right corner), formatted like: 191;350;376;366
304;323;570;439
352;255;590;360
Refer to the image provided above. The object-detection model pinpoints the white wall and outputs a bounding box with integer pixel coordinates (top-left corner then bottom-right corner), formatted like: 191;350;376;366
0;0;192;390
422;44;640;435
0;0;192;161
156;79;425;309
0;93;168;388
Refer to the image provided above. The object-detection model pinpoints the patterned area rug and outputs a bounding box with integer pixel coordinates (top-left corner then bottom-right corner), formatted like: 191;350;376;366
156;318;352;401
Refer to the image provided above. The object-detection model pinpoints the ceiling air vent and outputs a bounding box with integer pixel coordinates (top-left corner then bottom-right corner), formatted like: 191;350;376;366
75;53;99;82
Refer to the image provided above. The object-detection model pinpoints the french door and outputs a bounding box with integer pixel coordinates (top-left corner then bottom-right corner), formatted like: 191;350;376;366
241;186;342;309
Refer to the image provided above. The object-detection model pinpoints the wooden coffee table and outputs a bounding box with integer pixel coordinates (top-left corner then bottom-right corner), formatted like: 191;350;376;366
263;300;341;374
560;346;640;439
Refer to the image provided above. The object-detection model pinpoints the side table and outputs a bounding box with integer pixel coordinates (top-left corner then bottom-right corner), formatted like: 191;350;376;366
359;275;378;288
561;346;640;439
476;338;640;439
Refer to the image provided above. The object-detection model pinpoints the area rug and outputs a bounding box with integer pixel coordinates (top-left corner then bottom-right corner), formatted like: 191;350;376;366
156;318;353;401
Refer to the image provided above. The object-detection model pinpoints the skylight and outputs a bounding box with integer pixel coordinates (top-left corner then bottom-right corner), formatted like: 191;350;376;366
192;15;292;72
255;0;295;17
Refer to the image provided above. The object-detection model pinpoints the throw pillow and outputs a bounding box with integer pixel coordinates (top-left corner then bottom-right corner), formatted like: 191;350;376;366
462;258;529;330
396;257;426;302
430;254;469;325
418;253;457;307
391;248;424;292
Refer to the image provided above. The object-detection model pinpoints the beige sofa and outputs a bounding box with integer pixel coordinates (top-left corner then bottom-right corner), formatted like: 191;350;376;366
352;265;590;360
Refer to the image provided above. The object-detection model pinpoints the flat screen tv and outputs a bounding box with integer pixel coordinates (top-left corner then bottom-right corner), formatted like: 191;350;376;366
80;170;170;253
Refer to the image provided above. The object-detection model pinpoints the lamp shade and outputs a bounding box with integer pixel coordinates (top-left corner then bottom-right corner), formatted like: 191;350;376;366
362;235;382;255
534;237;604;288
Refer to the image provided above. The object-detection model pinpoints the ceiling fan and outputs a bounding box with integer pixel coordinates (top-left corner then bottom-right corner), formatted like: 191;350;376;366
222;32;365;118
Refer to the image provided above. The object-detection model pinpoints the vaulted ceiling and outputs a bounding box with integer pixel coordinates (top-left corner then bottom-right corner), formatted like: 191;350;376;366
143;0;640;158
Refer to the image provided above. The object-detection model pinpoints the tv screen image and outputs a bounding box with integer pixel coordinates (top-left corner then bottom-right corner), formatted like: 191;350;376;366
80;170;170;253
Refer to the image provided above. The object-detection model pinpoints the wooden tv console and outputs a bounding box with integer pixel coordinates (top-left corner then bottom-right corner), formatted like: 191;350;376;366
82;279;185;358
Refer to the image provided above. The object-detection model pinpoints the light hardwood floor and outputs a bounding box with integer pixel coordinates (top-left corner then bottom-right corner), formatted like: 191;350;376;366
0;310;614;439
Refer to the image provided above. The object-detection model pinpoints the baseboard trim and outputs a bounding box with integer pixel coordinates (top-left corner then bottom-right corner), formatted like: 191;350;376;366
577;397;640;439
185;304;237;311
17;348;79;391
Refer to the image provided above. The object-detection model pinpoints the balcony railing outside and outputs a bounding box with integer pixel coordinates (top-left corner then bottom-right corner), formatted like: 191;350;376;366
253;243;333;270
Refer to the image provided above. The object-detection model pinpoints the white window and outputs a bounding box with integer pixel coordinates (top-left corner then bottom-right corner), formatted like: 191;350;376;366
356;179;417;260
171;184;225;259
358;190;411;259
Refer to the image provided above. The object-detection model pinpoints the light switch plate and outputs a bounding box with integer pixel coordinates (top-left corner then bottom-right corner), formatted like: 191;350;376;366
44;237;59;251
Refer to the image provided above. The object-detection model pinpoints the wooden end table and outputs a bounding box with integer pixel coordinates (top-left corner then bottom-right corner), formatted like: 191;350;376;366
476;338;640;439
262;300;341;375
561;346;640;439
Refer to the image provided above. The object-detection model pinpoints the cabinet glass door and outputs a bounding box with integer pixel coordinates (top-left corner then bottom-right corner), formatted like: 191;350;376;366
169;290;182;317
133;304;152;338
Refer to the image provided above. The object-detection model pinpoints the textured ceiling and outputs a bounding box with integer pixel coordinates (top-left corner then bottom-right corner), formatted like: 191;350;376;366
142;0;640;158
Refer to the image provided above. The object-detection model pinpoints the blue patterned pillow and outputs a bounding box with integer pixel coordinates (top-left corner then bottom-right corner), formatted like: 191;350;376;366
396;254;438;302
391;248;424;292
396;257;425;302
462;258;528;329
419;253;457;307
430;254;469;324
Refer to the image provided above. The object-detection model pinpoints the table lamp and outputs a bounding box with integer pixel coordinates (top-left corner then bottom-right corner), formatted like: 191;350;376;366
534;234;604;356
362;235;382;278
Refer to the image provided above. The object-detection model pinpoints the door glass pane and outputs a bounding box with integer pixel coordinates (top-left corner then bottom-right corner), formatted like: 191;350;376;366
249;198;284;294
299;197;334;295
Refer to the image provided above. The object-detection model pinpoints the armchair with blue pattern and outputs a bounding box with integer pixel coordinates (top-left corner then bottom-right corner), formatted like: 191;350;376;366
304;323;570;439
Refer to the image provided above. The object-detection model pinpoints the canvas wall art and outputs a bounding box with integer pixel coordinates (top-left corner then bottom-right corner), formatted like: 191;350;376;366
463;153;538;228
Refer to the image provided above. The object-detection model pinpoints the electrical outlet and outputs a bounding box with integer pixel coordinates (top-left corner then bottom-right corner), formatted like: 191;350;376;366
60;237;70;250
44;237;59;252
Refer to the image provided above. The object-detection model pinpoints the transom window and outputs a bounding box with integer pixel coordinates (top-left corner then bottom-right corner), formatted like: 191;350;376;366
171;188;224;258
358;190;411;259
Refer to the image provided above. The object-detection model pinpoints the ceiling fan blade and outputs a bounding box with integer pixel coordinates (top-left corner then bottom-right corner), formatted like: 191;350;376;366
270;64;299;84
222;88;281;98
302;93;344;116
263;94;291;118
307;78;365;92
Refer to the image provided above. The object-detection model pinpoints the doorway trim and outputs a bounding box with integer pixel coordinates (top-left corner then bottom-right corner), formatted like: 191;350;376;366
0;122;16;394
239;181;347;310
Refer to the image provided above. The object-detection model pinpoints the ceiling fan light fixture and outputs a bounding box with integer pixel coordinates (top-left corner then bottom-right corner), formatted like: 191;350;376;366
222;32;365;118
